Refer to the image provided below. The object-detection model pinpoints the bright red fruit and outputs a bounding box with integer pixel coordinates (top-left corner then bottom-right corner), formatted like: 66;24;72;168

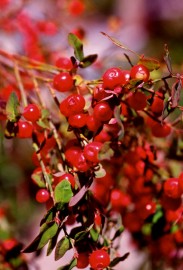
121;70;131;85
68;113;87;128
86;114;101;132
23;104;41;122
103;67;123;89
54;173;75;188
55;57;73;70
151;122;171;138
150;93;164;115
68;0;85;16
36;189;50;203
164;178;181;199
93;102;113;122
60;94;85;117
127;91;147;111
53;72;74;92
17;120;33;138
83;142;103;163
77;252;89;269
178;172;183;193
110;189;131;211
89;249;110;269
130;64;150;82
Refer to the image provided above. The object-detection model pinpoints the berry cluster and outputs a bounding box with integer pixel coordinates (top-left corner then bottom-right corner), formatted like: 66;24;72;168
0;33;183;270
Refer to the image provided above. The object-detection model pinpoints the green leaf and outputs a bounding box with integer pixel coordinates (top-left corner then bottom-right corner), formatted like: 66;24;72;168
57;258;77;270
74;230;89;242
37;118;50;129
54;180;73;204
109;252;130;267
152;209;163;224
68;33;84;61
138;57;160;71
90;228;99;242
40;207;56;226
55;236;71;261
23;222;59;253
31;170;46;188
47;228;61;256
95;164;106;178
111;226;124;241
98;142;114;161
6;92;20;122
79;54;98;68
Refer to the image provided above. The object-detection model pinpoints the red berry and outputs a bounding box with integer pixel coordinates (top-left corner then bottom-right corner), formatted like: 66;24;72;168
54;173;75;188
65;146;89;172
86;114;101;132
127;91;147;111
53;72;74;92
110;189;131;211
60;94;85;117
77;252;89;269
130;64;150;82
83;142;103;163
93;102;113;122
164;178;181;199
89;249;110;269
36;189;50;203
151;122;171;138
55;57;73;70
17;120;33;138
23;103;41;122
68;0;85;16
178;172;183;193
68;113;87;128
150;93;164;115
120;70;131;85
103;67;123;89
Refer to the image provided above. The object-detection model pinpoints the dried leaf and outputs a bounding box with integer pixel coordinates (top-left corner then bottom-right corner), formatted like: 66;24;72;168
109;252;130;267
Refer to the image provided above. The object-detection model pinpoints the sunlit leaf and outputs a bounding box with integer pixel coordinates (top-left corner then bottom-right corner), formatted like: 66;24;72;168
109;252;130;267
6;92;20;122
68;33;84;61
54;180;73;204
55;236;71;261
79;54;98;68
138;57;160;71
23;222;59;252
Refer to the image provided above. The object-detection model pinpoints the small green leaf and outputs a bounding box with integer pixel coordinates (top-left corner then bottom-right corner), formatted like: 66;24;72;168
41;108;50;119
54;180;73;204
40;207;56;226
138;57;160;71
68;33;84;61
79;54;98;68
6;92;20;122
98;142;114;161
47;228;60;256
74;230;89;242
55;236;71;261
57;258;77;270
109;252;130;267
95;164;106;178
152;209;163;224
23;222;58;253
111;226;124;241
37;119;50;129
90;228;99;242
31;170;46;188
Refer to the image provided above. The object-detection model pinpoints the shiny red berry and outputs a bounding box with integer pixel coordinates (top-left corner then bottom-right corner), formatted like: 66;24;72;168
60;94;85;117
93;102;113;122
53;72;74;92
130;64;150;82
83;142;103;163
127;91;147;111
68;113;87;128
151;123;171;138
164;178;181;199
89;249;110;269
54;173;75;188
103;67;123;89
36;189;50;203
17;120;33;138
55;57;73;70
23;104;41;122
